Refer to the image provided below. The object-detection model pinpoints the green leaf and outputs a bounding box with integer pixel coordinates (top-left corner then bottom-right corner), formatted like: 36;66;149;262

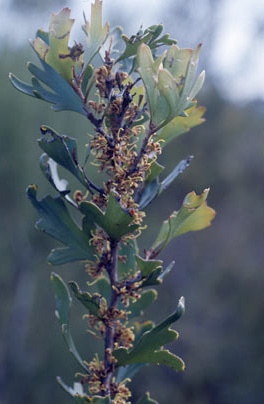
114;297;185;372
51;273;88;371
136;392;159;404
164;44;193;82
83;0;109;64
74;395;111;404
135;256;162;278
81;64;94;94
138;161;164;210
80;192;139;241
153;189;216;250
118;239;138;277
38;126;88;188
145;161;165;183
57;377;84;398
141;267;163;288
69;281;101;318
51;272;71;325
27;185;95;265
158;156;193;194
116;24;176;64
39;155;76;207
137;44;167;126
157;104;206;147
129;289;158;318
115;363;146;384
139;157;192;210
33;8;83;84
139;179;160;210
88;396;111;404
91;276;111;303
158;261;175;282
9;56;86;115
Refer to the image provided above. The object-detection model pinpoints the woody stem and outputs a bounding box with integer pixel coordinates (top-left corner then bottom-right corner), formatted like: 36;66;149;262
103;239;119;394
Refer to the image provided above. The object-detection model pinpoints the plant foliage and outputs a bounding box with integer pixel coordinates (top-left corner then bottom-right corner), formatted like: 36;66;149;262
10;1;215;403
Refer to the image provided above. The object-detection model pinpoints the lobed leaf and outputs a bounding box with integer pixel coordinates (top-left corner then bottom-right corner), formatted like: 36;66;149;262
114;298;185;372
27;185;95;265
83;0;109;64
129;289;158;318
69;281;102;318
116;24;176;65
80;192;139;241
153;189;216;250
38;126;88;188
136;392;159;404
9;57;86;115
135;255;163;278
51;273;88;371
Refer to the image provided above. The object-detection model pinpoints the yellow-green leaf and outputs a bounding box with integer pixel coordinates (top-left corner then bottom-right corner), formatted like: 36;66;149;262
33;8;83;83
83;0;109;64
153;189;216;249
157;103;206;147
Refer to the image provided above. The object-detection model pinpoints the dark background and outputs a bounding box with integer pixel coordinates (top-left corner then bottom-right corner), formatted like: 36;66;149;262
1;1;264;404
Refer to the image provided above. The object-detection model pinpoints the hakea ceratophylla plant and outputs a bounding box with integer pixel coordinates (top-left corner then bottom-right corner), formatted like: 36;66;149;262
9;1;215;403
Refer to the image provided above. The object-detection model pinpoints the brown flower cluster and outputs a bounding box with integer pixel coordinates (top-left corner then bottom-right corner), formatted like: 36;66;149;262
87;55;163;234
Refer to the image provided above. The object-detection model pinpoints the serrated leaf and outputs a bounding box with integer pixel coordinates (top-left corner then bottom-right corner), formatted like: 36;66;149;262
69;281;101;318
129;289;158;318
80;192;139;241
27;185;95;265
153;189;216;250
136;392;159;404
83;0;109;64
51;273;88;371
114;298;185;372
9;56;86;115
157;103;206;147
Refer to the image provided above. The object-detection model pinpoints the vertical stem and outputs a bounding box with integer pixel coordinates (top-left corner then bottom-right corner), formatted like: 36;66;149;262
104;239;119;394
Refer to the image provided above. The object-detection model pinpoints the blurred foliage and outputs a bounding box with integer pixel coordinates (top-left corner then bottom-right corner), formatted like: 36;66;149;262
1;3;264;404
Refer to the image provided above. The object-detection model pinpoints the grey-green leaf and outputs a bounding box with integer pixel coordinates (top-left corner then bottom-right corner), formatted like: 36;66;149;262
27;185;95;265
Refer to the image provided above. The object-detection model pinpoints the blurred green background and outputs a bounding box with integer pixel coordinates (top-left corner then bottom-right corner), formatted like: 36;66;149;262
1;1;264;404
